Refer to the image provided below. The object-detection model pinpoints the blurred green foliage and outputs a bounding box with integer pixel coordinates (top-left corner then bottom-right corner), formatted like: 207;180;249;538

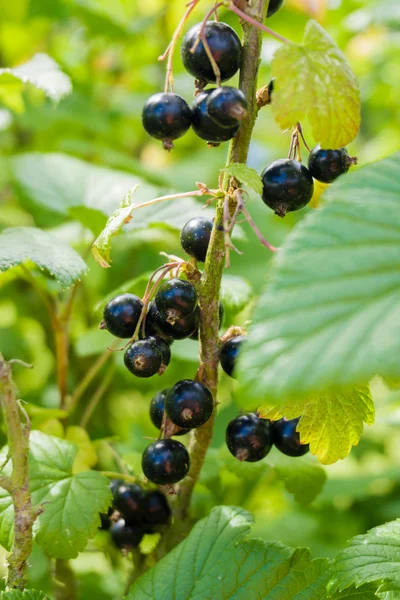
0;0;399;598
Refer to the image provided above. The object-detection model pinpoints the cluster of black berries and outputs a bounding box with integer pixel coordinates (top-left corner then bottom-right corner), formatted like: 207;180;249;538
142;21;248;148
101;481;171;550
260;146;357;217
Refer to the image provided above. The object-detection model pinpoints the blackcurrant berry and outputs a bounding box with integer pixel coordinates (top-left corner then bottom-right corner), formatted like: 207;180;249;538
102;294;143;338
207;87;247;128
190;301;224;340
110;519;144;550
267;0;284;17
112;483;145;523
142;92;192;150
261;159;314;217
220;335;245;378
308;145;356;184
180;216;213;262
124;338;162;378
142;439;190;485
181;21;241;83
165;379;213;429
146;300;200;340
149;389;190;436
192;90;240;144
226;413;273;462
155;278;198;321
99;508;113;531
142;491;171;527
147;336;171;371
272;417;309;457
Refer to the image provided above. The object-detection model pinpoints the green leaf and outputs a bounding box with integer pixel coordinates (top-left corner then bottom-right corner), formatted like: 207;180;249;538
238;153;400;403
324;584;380;599
328;519;400;597
221;163;263;196
271;20;360;148
128;505;330;599
1;591;50;599
0;227;88;287
273;454;327;505
68;206;107;237
0;431;111;559
220;274;253;315
0;53;71;113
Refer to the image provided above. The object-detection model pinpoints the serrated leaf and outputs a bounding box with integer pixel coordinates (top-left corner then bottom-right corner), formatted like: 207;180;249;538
324;583;380;599
271;20;360;148
273;454;327;505
220;274;253;315
328;519;400;597
0;54;71;113
0;432;111;559
128;505;330;599
238;153;400;402
222;163;263;196
0;227;88;287
1;591;50;599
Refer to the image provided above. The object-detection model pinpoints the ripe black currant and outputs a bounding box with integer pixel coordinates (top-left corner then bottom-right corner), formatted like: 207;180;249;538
261;159;314;217
180;216;213;262
308;145;356;183
102;294;143;338
124;338;162;378
110;519;144;550
112;483;145;523
155;278;198;321
220;335;245;378
149;389;190;436
192;90;240;144
190;301;224;340
142;92;192;150
181;21;241;83
147;336;171;371
146;300;200;340
207;87;248;128
165;379;213;429
142;439;190;485
226;413;273;462
267;0;284;17
142;491;171;527
272;417;309;457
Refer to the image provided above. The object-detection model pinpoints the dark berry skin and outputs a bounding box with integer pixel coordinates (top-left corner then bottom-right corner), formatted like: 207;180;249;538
220;335;245;378
155;278;198;321
272;418;309;457
103;294;143;338
192;90;240;144
142;491;171;527
226;413;273;462
124;338;162;377
180;216;213;262
110;519;144;550
142;92;192;149
149;389;190;436
181;21;241;83
112;483;145;523
261;159;314;217
165;379;213;429
207;87;248;128
147;300;200;340
190;301;224;340
308;145;354;183
142;439;190;485
147;336;171;369
267;0;284;17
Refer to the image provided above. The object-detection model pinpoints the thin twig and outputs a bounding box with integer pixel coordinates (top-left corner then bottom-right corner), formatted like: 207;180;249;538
234;190;278;253
79;366;115;428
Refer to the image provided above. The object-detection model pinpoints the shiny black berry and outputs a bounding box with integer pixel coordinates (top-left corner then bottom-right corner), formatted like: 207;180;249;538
155;278;198;321
165;379;213;429
207;87;247;128
112;483;145;523
192;89;240;144
261;159;314;217
147;336;171;371
226;413;273;462
142;92;192;150
308;145;356;183
110;519;144;550
146;300;200;340
142;439;190;485
142;491;171;527
102;294;143;338
181;21;241;83
272;417;309;457
149;389;190;436
267;0;284;17
124;338;162;377
190;301;224;340
180;216;213;262
220;335;245;378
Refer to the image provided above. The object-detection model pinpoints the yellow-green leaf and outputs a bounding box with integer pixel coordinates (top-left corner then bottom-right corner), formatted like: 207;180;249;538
271;20;360;148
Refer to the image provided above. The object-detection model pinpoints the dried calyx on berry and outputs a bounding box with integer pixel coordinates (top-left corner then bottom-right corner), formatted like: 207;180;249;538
260;159;314;217
207;87;248;129
308;145;357;183
192;89;240;145
150;388;190;436
146;300;200;340
155;278;198;322
124;338;163;378
165;379;214;429
142;92;192;150
226;413;273;462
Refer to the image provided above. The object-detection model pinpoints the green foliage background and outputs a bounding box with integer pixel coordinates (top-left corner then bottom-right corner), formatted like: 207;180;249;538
0;0;399;598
